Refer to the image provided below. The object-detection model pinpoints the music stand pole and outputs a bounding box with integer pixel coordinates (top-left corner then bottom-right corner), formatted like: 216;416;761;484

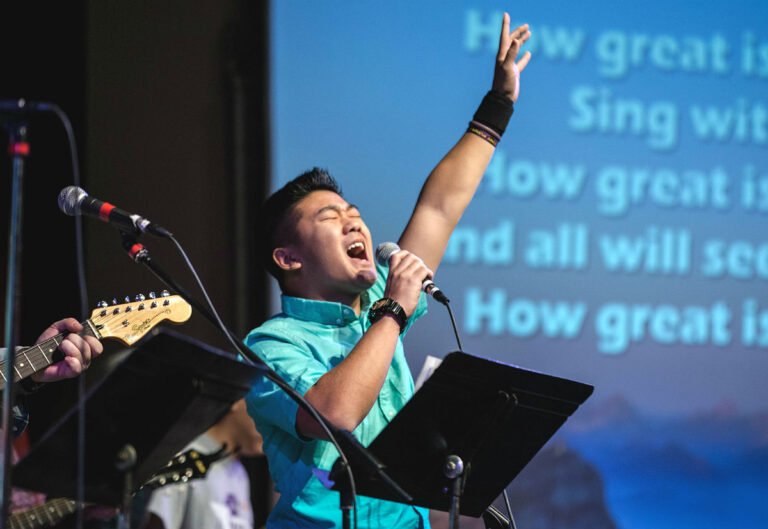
115;444;138;529
335;461;353;529
445;455;465;529
1;114;31;529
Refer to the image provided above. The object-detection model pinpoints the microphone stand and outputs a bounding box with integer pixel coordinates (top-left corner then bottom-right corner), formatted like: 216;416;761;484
118;232;240;348
1;109;31;529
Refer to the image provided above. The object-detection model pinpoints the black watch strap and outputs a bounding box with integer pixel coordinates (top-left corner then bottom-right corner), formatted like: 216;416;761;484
368;298;408;334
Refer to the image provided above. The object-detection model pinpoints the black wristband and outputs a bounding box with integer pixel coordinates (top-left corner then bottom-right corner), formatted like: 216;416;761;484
472;90;514;137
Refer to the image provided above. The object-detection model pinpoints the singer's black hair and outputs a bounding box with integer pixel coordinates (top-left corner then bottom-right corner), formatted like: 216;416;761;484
260;167;343;290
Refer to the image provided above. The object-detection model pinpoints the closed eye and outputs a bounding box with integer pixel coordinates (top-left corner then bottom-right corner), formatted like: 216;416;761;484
315;205;341;221
316;204;361;221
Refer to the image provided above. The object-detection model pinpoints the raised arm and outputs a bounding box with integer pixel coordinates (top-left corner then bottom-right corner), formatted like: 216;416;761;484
296;14;531;439
399;13;531;272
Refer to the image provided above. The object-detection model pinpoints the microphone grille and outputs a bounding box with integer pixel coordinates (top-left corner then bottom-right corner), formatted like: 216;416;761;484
375;242;401;265
58;186;87;216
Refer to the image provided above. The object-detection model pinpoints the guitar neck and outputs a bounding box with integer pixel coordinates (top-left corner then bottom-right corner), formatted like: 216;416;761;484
7;443;221;529
8;498;77;529
0;320;101;391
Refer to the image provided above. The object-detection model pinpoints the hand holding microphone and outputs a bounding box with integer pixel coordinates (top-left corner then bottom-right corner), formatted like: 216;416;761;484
376;242;450;306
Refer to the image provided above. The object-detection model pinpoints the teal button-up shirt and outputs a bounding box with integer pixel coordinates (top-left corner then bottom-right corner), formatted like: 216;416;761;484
245;262;429;529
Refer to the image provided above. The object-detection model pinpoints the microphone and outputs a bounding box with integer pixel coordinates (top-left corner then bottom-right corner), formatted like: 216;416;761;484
376;242;450;305
58;186;172;238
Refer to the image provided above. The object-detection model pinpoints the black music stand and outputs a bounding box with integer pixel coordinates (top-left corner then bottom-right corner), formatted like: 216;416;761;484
329;351;594;525
12;328;263;508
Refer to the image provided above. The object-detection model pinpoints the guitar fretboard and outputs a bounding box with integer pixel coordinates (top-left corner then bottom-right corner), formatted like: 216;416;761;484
8;498;77;529
0;320;100;391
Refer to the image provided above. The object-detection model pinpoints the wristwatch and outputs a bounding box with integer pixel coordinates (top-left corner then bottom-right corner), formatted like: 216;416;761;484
368;297;408;334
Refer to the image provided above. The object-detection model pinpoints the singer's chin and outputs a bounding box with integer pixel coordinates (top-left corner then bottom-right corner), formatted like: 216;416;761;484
356;268;378;287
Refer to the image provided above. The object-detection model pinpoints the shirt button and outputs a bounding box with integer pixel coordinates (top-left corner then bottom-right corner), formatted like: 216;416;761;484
336;318;342;324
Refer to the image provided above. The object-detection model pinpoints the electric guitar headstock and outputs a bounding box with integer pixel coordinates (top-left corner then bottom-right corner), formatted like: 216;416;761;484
89;291;192;346
139;444;230;491
8;442;224;529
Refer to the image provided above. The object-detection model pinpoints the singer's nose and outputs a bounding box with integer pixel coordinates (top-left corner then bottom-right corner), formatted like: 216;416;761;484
344;216;363;234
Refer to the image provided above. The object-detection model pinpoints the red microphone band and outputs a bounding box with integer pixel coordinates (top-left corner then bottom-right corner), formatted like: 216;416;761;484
99;202;116;221
127;243;145;260
8;142;30;156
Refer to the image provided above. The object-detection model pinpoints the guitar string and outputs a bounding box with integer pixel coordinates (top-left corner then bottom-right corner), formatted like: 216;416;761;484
1;298;182;381
11;498;76;529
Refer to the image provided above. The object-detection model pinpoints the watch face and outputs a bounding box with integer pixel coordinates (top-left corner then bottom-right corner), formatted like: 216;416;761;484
371;298;390;311
369;297;406;332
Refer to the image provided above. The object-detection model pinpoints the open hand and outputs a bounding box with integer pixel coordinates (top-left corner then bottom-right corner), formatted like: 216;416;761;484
492;13;532;102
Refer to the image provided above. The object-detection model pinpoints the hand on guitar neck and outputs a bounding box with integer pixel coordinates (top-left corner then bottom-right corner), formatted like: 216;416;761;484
28;318;103;384
0;318;103;395
1;294;193;391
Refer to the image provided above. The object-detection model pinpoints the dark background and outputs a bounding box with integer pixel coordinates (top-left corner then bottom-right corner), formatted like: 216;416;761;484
1;1;273;524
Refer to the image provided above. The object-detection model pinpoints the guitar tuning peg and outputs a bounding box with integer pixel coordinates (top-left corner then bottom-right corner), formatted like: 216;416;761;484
124;296;131;303
112;298;119;305
135;294;146;302
160;290;170;297
148;292;157;299
97;300;108;308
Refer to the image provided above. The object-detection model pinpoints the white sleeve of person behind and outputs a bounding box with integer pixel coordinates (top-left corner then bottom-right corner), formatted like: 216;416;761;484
145;480;190;529
145;435;254;529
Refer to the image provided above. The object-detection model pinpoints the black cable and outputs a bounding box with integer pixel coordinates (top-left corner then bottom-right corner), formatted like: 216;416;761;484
444;301;463;352
502;488;517;529
45;103;90;317
165;234;359;529
43;103;89;529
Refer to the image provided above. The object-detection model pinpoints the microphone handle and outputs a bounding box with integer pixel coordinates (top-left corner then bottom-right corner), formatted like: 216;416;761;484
422;279;449;304
81;195;143;235
80;195;172;238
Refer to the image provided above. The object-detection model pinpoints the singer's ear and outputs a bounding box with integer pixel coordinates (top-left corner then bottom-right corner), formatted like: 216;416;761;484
273;247;302;271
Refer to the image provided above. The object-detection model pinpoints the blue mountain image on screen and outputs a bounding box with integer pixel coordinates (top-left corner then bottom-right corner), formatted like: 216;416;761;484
557;396;768;529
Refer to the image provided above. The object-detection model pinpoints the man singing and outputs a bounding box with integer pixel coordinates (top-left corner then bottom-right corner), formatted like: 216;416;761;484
245;13;531;529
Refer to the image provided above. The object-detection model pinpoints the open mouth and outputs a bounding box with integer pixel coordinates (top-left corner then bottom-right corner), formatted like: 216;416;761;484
346;241;368;261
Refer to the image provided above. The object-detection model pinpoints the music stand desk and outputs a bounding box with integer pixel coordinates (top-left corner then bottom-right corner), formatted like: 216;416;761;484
331;351;594;517
13;328;262;506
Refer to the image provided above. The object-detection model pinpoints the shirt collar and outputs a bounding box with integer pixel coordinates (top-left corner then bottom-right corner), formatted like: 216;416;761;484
281;289;372;326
